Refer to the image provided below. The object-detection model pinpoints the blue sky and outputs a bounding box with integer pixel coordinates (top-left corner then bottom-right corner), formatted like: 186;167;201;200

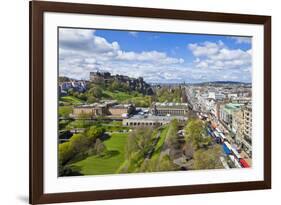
59;27;252;83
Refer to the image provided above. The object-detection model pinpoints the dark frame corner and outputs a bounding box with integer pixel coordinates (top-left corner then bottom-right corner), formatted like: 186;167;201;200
30;1;271;204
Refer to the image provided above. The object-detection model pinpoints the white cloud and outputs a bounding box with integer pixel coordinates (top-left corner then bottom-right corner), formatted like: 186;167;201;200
59;29;94;42
59;28;184;81
58;28;252;83
116;50;184;64
60;30;120;56
194;58;200;63
196;61;208;69
188;41;251;69
229;37;251;44
211;48;250;61
188;41;224;57
93;36;120;53
128;32;138;37
187;40;252;82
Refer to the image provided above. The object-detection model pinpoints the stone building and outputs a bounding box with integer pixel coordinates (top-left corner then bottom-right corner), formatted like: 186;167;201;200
151;102;189;116
108;104;135;117
243;105;252;144
122;115;188;127
220;103;243;130
220;102;252;156
73;104;108;117
241;104;252;156
89;71;112;84
72;101;135;118
232;109;244;143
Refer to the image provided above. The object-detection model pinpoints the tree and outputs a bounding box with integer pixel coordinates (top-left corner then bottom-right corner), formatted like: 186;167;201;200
59;165;83;176
158;154;177;171
78;93;87;101
87;96;96;103
109;80;120;91
183;142;194;160
184;119;211;150
73;91;80;98
86;126;105;143
59;106;73;118
69;133;89;154
126;128;153;159
166;119;179;145
94;138;107;156
67;88;74;95
59;142;73;165
88;86;103;99
155;87;182;103
138;154;176;172
193;145;223;170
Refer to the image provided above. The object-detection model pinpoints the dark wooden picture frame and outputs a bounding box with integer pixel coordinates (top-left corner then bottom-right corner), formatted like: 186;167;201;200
30;1;271;204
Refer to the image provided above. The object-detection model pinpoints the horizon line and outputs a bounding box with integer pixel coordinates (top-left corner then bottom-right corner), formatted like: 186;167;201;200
58;75;251;85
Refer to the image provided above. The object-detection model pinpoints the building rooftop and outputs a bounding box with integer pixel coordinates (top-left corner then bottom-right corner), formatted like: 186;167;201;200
223;103;243;114
74;100;118;108
111;104;133;109
153;102;188;108
127;114;187;121
224;103;243;110
74;103;106;108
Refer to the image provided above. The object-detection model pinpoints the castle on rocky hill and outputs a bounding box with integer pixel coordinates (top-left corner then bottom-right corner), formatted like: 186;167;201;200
90;71;153;95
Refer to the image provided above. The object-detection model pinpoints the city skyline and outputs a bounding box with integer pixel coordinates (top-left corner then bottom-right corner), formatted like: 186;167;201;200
60;71;252;86
59;27;252;83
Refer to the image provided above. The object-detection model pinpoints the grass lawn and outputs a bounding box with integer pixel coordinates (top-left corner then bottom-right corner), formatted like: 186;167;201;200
60;96;83;105
71;133;128;175
103;90;136;102
152;125;169;160
122;96;151;107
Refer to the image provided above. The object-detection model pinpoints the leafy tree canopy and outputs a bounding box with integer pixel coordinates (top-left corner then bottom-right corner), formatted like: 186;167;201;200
184;118;211;150
193;144;223;170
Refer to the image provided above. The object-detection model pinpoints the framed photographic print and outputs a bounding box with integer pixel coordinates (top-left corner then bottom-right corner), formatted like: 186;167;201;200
30;0;271;204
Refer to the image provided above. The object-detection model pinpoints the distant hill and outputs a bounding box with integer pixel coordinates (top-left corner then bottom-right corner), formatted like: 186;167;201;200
192;81;251;85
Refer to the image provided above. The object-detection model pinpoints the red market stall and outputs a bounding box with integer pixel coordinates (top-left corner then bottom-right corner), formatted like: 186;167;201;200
239;158;250;168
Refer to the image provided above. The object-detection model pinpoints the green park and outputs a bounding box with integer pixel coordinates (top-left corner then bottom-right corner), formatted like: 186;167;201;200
58;77;223;176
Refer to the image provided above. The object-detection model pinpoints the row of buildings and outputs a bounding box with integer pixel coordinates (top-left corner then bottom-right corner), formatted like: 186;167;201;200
219;103;252;153
185;84;252;156
71;101;190;127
